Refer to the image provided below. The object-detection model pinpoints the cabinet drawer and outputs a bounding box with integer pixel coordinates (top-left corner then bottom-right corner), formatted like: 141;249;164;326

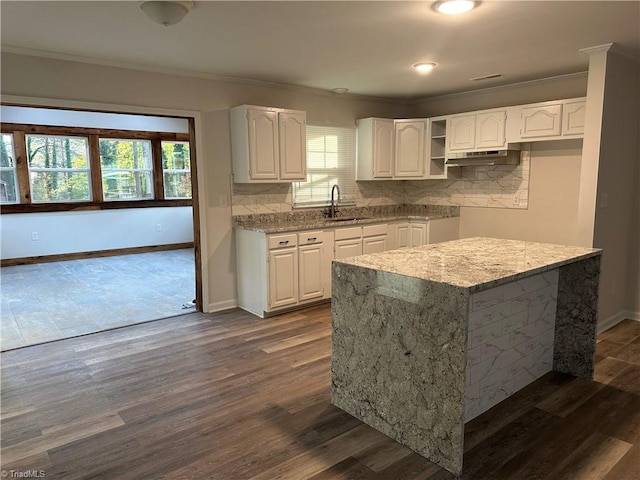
268;233;298;250
334;227;362;241
362;224;387;237
298;231;323;245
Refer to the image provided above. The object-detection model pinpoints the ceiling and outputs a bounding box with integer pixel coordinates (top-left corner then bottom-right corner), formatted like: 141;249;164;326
1;1;639;101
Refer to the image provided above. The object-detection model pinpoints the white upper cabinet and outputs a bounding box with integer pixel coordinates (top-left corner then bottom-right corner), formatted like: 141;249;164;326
562;100;587;136
247;108;279;180
357;118;426;180
356;118;394;180
278;111;307;180
448;115;476;151
520;103;562;139
517;98;586;141
394;119;427;178
476;111;507;149
230;105;307;183
448;110;507;152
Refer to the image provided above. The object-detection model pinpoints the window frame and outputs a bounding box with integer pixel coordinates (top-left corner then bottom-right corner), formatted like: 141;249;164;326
0;132;20;205
0;123;192;214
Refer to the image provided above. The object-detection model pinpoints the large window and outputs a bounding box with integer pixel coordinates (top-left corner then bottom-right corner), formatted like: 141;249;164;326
293;125;356;207
1;122;193;213
162;141;192;199
26;135;91;203
0;133;19;204
100;139;154;201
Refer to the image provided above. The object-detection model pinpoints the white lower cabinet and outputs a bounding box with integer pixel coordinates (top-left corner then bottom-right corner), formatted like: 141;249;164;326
236;218;459;317
236;229;332;317
334;224;389;259
268;246;298;309
391;217;460;249
392;221;428;248
298;242;324;302
409;223;428;246
362;224;388;254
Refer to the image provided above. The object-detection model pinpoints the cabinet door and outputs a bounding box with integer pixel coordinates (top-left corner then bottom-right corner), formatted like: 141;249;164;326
476;111;506;149
247;108;279;180
520;105;562;138
334;238;363;260
562;101;586;136
298;243;324;302
409;223;428;247
394;120;426;178
268;247;298;309
396;223;409;248
363;235;387;254
373;119;394;178
448;115;476;151
279;111;307;180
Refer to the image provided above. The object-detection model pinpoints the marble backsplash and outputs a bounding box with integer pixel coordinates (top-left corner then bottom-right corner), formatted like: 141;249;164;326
406;150;531;209
231;151;530;215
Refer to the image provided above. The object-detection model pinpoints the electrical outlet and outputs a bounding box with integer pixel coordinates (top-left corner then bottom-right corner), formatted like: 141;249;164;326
156;224;162;232
31;232;39;241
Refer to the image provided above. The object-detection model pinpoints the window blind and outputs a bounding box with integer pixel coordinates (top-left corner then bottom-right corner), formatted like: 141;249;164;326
292;124;357;207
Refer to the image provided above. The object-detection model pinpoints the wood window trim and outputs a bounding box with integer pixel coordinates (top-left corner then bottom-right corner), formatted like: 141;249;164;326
1;199;192;214
1;123;192;213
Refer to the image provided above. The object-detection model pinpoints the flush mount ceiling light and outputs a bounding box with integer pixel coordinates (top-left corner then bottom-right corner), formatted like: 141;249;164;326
433;0;477;15
140;1;194;26
413;62;437;73
331;88;349;94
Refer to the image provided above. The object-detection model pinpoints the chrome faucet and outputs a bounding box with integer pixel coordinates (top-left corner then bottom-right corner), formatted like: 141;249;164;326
329;184;341;218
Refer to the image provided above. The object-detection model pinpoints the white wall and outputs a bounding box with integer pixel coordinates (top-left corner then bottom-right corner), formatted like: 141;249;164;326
458;139;583;246
590;49;640;323
0;207;193;259
410;73;588;118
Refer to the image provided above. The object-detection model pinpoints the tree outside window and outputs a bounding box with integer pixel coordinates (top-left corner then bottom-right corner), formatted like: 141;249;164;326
161;141;191;199
99;139;154;201
26;135;91;203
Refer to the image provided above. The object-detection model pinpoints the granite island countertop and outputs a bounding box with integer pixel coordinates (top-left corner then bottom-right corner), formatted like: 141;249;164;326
232;204;459;233
335;237;601;293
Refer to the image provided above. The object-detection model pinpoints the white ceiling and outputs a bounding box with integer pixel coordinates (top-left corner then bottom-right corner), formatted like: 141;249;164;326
1;1;639;101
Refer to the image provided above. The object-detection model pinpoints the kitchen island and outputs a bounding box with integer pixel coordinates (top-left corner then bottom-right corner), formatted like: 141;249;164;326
331;237;601;475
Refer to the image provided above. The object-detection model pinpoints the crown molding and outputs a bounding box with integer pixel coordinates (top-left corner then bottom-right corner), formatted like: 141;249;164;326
580;42;639;63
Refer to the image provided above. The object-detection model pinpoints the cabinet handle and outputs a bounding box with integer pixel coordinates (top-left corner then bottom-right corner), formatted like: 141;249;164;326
307;237;317;242
279;240;289;245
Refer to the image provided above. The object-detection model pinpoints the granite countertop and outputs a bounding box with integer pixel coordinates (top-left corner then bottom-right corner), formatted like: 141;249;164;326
335;237;601;292
232;204;460;233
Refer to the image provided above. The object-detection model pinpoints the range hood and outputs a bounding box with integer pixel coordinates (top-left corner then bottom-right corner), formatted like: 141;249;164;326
446;148;521;167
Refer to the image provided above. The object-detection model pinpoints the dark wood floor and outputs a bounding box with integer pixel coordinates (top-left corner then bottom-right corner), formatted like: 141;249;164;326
1;304;638;479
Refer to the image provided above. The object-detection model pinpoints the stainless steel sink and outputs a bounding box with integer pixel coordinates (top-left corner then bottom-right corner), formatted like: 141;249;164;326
327;217;372;222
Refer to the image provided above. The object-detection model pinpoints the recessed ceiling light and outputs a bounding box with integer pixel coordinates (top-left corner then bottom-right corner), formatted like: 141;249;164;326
331;88;349;94
413;62;437;73
433;0;477;15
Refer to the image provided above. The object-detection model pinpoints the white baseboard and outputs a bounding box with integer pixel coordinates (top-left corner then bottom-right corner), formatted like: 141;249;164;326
205;298;238;313
598;310;640;333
